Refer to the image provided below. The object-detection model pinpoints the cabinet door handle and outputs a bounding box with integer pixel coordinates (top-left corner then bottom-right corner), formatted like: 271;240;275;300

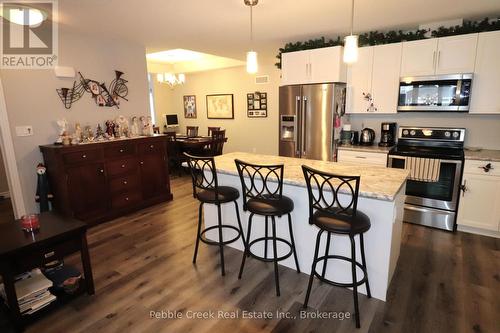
460;180;467;197
478;163;493;172
150;145;154;149
119;149;124;153
437;50;441;68
99;169;104;174
140;161;144;165
44;251;55;258
82;154;87;159
125;197;129;201
123;180;128;185
355;156;367;159
121;164;126;168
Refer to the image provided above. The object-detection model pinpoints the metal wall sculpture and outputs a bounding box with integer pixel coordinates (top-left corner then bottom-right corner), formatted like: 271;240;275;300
56;70;129;109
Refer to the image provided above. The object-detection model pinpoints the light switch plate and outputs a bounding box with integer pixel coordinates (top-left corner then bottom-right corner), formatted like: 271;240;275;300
15;126;34;136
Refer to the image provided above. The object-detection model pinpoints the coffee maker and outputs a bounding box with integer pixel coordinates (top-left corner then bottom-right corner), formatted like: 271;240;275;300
379;122;397;147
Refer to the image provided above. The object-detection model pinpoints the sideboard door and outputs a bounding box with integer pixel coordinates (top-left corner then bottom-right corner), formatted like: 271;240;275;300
139;154;168;199
66;163;108;219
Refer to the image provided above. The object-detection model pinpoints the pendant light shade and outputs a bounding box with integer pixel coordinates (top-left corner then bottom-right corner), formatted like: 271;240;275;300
246;51;258;74
343;35;359;64
245;0;258;73
343;0;358;64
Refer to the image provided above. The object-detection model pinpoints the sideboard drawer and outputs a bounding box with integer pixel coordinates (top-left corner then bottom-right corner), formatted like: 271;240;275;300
109;174;140;193
111;190;141;209
63;149;102;165
104;143;136;158
107;158;138;177
138;141;164;155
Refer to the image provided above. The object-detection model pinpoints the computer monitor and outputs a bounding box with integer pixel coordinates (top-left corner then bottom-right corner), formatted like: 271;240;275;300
166;114;179;127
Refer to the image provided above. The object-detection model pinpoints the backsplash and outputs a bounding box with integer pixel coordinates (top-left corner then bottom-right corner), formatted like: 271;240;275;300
348;113;500;150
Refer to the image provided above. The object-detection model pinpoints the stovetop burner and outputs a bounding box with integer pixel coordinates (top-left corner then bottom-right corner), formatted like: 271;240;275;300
389;126;466;160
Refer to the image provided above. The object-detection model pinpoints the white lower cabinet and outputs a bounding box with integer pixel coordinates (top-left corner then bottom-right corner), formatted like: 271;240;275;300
337;150;388;167
457;160;500;232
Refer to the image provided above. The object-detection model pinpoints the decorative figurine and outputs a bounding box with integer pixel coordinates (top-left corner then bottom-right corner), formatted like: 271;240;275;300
35;163;53;213
84;125;94;142
140;116;154;136
96;124;104;141
115;115;129;138
131;116;140;137
105;120;115;139
55;119;68;144
74;123;83;143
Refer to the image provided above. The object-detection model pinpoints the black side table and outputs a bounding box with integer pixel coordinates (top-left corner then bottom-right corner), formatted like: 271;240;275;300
0;213;95;331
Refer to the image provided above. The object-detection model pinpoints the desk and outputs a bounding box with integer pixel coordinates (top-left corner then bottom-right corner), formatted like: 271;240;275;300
0;213;94;331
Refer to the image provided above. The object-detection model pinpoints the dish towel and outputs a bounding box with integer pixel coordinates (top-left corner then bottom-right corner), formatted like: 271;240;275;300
405;157;441;182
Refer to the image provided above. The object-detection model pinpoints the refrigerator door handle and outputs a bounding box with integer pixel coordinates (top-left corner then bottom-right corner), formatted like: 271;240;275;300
302;96;307;157
295;96;301;156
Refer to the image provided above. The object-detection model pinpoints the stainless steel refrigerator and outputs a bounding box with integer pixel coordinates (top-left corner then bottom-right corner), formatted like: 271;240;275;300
279;83;346;161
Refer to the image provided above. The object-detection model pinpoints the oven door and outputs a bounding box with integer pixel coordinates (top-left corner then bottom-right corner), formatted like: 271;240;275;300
388;155;462;211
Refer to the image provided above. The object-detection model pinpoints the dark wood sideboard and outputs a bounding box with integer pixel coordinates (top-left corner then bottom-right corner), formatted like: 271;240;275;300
40;135;173;225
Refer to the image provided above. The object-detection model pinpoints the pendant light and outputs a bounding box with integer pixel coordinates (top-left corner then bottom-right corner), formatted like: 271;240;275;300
343;0;358;64
245;0;258;73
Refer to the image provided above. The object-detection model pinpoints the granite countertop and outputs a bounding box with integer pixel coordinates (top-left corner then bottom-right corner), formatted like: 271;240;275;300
214;152;409;202
464;149;500;162
337;144;394;153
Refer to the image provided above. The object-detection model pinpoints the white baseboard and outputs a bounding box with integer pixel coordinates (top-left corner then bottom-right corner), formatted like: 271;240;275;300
457;225;500;239
0;191;10;198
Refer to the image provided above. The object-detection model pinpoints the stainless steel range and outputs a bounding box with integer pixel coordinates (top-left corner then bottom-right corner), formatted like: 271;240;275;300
388;126;466;231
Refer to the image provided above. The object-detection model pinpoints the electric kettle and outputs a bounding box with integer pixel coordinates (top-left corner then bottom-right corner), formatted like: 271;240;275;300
360;128;375;145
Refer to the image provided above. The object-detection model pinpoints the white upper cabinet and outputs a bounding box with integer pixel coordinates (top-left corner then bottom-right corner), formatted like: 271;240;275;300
371;43;402;113
346;46;374;114
470;31;500;114
346;43;401;114
400;39;438;77
435;34;478;74
280;50;310;85
309;46;346;84
401;34;478;77
280;46;346;85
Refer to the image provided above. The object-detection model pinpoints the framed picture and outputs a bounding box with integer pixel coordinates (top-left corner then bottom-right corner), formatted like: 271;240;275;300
183;95;197;118
206;94;234;119
247;91;267;118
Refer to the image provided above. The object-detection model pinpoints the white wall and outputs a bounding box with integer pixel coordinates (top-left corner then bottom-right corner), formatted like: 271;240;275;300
154;64;281;155
0;28;150;214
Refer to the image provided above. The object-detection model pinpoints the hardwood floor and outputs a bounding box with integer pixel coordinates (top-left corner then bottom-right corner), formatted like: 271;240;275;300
3;176;497;332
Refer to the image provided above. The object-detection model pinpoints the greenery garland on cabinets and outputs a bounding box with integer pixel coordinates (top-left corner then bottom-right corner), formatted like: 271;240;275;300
275;17;500;69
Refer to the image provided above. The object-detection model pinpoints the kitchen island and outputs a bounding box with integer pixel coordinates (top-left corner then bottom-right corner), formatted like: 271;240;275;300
203;152;409;301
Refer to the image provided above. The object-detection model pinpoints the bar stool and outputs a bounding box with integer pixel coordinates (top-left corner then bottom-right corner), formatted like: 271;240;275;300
301;165;371;328
185;153;246;276
235;159;300;296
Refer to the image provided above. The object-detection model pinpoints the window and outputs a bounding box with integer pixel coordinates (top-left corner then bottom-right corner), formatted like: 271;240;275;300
147;73;156;125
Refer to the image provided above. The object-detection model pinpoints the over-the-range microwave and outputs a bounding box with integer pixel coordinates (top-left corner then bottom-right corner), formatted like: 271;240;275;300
398;73;473;112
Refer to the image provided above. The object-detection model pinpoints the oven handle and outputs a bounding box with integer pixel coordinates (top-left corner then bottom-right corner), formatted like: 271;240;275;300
388;155;462;167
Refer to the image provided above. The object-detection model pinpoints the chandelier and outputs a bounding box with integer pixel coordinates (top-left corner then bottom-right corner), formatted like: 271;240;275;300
157;73;186;87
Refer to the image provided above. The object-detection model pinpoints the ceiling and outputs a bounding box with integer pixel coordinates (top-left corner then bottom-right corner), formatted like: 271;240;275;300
58;0;500;64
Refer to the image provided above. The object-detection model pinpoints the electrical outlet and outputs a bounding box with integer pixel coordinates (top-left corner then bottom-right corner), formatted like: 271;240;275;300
15;126;34;137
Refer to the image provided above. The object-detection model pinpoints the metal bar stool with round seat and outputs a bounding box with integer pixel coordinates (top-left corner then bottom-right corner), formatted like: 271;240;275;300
185;153;246;276
235;159;300;296
301;165;371;329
